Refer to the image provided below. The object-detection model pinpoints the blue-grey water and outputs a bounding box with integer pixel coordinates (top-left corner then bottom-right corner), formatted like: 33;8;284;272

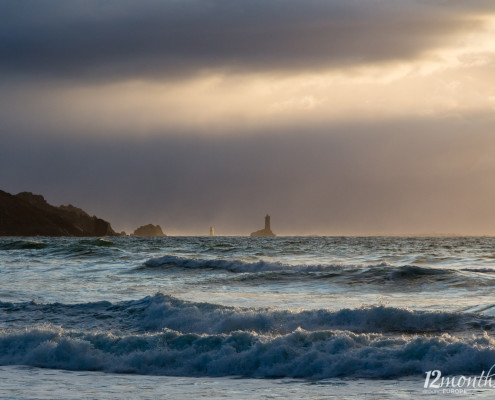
1;236;495;398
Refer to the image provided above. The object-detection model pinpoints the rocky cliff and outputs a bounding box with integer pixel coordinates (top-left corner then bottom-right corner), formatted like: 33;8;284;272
0;190;118;236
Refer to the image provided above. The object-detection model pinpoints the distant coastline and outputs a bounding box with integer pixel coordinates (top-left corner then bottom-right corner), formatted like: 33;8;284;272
0;189;487;238
0;189;118;237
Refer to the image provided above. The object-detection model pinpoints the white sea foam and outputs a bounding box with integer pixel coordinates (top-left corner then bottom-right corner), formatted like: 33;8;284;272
3;236;495;383
1;325;494;379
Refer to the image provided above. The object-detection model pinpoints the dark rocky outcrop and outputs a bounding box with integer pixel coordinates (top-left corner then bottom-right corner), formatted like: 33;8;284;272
132;224;166;237
0;189;118;236
250;214;276;237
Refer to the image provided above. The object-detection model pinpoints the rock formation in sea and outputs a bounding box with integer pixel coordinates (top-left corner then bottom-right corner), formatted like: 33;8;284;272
0;189;118;236
250;214;276;237
132;224;166;237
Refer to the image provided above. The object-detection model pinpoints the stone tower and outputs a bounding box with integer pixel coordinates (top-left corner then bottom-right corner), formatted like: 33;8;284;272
265;214;270;231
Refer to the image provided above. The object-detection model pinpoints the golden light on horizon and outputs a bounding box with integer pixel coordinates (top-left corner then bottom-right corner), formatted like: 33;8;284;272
2;0;495;235
4;14;494;139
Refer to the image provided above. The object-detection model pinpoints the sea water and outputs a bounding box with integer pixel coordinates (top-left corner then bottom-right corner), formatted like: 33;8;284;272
1;236;495;398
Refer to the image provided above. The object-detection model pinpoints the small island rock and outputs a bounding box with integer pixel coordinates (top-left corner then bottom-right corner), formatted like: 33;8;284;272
132;224;166;237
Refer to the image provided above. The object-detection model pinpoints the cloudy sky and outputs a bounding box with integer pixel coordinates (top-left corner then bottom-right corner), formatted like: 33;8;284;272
1;0;495;235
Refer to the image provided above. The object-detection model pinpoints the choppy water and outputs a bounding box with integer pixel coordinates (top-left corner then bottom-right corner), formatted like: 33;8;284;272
1;236;495;398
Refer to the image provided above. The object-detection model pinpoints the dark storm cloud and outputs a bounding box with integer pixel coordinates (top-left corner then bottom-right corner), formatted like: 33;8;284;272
2;113;495;235
1;0;493;81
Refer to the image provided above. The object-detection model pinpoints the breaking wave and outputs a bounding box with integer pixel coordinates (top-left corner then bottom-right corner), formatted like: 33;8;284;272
1;294;491;335
142;255;357;273
141;255;495;287
1;294;494;378
1;325;494;379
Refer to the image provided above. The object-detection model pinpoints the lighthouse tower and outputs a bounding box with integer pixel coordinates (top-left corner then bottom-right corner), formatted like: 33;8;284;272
250;214;275;237
265;214;271;231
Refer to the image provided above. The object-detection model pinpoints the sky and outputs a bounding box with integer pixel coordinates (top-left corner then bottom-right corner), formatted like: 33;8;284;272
1;0;495;235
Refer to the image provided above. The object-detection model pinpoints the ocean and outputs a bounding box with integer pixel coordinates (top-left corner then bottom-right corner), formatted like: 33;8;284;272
1;236;495;398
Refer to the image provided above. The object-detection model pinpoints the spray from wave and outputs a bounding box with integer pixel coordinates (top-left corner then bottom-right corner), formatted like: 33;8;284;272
1;325;494;379
1;294;494;378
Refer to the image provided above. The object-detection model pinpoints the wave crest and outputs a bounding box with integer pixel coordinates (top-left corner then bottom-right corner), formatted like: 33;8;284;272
2;294;489;335
1;326;494;378
140;255;493;288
